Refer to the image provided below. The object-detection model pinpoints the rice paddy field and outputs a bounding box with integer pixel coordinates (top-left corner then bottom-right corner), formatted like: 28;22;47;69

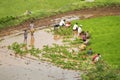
0;0;120;80
72;16;120;67
0;0;119;68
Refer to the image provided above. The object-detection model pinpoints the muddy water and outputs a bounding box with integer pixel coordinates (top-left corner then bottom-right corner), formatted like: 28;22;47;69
0;28;81;80
0;28;63;49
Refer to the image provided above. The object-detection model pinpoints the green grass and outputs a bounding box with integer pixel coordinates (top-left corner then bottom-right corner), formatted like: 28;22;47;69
72;16;120;67
0;0;120;29
0;0;120;17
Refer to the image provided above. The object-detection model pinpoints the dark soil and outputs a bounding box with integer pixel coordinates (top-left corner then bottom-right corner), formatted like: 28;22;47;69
0;6;120;37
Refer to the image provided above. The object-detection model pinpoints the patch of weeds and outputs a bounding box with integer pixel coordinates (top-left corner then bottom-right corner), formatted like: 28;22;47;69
41;43;94;70
8;42;27;57
29;47;41;58
54;27;72;36
8;42;41;58
70;38;83;45
62;39;71;43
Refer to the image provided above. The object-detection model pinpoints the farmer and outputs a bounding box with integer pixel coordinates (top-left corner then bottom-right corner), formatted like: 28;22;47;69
24;29;28;44
87;48;93;55
23;29;28;50
30;21;34;30
54;19;66;30
92;53;101;63
29;21;35;47
29;21;35;35
30;31;35;47
79;43;86;51
82;33;87;42
85;31;90;39
73;23;78;31
59;19;66;27
77;25;82;37
83;39;90;45
65;21;71;28
73;23;79;39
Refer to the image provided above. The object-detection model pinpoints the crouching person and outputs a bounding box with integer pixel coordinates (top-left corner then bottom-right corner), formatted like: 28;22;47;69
54;19;66;30
83;39;90;45
54;24;60;30
79;43;86;51
92;53;101;63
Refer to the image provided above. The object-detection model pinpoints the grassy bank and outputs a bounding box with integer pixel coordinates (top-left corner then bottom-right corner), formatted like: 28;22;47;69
72;16;120;67
0;0;120;29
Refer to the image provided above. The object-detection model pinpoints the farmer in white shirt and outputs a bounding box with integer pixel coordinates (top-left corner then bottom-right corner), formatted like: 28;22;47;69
73;23;78;31
73;23;79;39
54;19;65;30
30;21;34;30
59;19;65;26
77;25;82;37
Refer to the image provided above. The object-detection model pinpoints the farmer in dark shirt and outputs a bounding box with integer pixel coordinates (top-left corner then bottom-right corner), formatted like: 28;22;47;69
24;30;28;44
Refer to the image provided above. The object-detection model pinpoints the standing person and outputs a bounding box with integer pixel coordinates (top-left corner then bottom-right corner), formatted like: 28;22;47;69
77;25;82;37
24;30;28;44
92;54;101;63
30;21;34;33
30;33;35;47
29;21;35;47
24;30;28;50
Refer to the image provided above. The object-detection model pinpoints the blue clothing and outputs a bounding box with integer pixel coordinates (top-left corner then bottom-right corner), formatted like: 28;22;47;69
87;50;93;55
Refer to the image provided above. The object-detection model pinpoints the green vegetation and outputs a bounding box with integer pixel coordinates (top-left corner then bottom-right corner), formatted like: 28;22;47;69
57;16;120;67
8;16;120;67
8;16;120;79
0;0;120;29
8;42;27;56
8;42;41;58
72;16;120;67
82;60;120;80
42;44;92;70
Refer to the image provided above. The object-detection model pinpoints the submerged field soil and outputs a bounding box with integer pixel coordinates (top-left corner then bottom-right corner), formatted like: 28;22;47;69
0;29;81;80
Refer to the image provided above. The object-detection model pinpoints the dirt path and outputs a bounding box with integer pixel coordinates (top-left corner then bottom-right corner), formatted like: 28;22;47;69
0;6;120;37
